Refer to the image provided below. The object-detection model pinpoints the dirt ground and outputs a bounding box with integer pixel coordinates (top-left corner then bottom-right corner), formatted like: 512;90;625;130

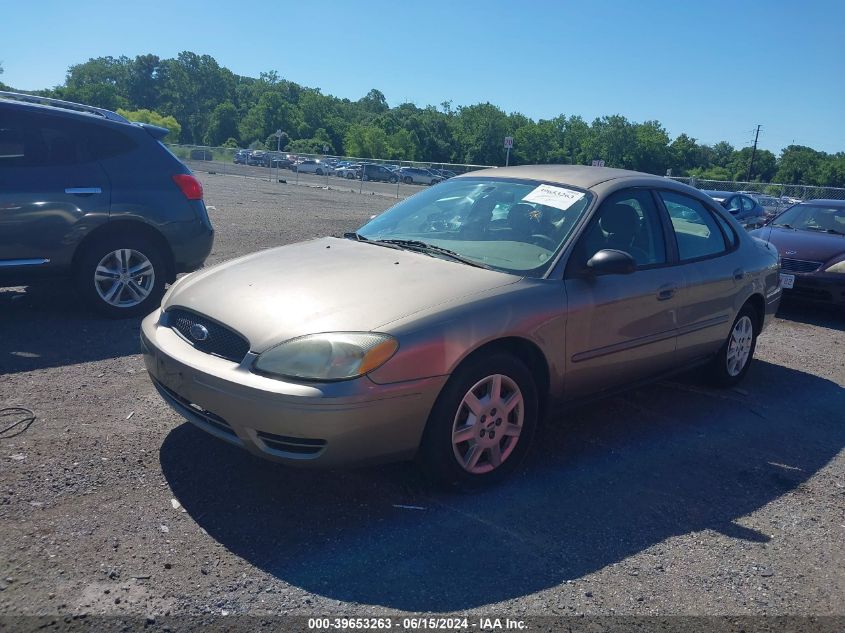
1;173;843;626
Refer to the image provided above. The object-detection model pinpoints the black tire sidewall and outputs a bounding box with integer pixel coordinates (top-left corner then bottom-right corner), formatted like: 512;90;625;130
419;353;538;489
75;234;166;319
710;305;759;387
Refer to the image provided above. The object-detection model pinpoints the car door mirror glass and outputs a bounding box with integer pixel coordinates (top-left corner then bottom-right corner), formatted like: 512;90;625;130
586;249;637;275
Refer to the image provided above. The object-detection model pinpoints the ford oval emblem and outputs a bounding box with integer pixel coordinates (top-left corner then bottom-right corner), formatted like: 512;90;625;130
189;323;209;341
785;250;797;255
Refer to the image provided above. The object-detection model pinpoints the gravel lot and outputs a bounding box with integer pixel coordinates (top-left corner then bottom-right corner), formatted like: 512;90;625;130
1;173;844;625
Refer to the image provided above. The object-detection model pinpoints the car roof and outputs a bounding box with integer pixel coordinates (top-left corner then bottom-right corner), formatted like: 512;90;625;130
701;190;736;197
459;164;678;189
797;199;845;208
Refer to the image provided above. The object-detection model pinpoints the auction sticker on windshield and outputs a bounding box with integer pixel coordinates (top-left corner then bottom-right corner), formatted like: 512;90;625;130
523;184;586;211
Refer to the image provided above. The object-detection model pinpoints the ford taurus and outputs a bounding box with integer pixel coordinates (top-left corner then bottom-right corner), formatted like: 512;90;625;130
141;165;781;486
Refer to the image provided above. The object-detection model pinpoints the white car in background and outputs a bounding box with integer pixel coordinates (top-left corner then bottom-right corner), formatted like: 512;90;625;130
292;159;332;175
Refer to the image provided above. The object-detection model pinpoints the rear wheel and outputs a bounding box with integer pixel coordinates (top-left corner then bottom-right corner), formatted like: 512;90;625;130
708;304;758;387
403;176;413;184
316;168;323;175
75;233;167;319
419;353;538;489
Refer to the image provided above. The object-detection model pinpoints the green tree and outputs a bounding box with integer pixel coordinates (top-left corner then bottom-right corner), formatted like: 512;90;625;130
204;101;239;146
116;108;181;140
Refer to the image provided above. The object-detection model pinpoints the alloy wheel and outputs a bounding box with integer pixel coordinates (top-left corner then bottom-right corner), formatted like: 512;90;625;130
451;373;524;474
94;249;155;308
726;315;754;376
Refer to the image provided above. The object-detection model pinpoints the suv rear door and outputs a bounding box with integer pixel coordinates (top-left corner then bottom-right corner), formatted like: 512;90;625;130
0;108;112;275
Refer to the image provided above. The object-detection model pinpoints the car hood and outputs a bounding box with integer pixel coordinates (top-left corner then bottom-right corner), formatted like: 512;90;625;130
164;237;520;352
751;226;845;263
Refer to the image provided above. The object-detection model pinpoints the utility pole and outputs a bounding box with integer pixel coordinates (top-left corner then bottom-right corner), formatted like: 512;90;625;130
746;124;761;181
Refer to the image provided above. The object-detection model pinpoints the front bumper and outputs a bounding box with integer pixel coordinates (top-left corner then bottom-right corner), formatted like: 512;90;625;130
784;273;845;306
141;309;448;467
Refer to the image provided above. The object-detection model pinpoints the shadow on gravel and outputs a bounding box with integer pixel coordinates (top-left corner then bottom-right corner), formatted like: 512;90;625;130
160;360;845;611
0;282;142;374
776;299;844;330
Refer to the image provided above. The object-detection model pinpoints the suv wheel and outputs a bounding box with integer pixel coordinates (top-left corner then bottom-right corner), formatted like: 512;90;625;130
76;234;167;318
403;176;413;184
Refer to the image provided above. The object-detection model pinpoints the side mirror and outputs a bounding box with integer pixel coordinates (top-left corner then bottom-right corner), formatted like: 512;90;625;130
586;249;637;275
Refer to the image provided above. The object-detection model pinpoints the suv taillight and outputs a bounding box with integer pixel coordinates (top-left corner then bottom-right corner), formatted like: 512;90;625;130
172;174;203;200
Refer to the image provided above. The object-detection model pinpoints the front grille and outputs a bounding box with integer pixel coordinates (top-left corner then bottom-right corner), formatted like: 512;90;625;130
256;430;326;456
154;379;238;439
167;308;250;363
781;258;823;273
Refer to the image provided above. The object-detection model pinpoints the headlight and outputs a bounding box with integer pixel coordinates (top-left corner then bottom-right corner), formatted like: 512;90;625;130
825;260;845;274
253;333;398;381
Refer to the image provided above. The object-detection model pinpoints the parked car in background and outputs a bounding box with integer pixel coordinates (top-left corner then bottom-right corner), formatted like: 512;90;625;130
247;151;267;166
292;159;331;175
266;153;293;169
754;194;788;218
702;190;767;229
361;163;399;183
428;168;458;180
189;148;214;161
398;167;444;185
335;163;362;179
750;199;845;306
233;149;250;164
0;91;214;317
142;165;779;487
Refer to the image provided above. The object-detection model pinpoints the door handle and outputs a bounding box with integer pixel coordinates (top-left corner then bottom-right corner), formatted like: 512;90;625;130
657;284;676;301
65;187;102;195
733;268;745;281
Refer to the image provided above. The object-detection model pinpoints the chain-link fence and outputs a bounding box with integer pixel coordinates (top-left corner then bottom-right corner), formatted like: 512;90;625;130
169;144;845;207
668;176;845;202
168;144;493;199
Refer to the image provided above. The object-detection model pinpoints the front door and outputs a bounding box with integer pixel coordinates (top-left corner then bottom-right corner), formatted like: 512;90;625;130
563;188;681;400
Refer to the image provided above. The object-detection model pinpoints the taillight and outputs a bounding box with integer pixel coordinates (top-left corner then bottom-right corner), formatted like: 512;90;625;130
172;174;203;200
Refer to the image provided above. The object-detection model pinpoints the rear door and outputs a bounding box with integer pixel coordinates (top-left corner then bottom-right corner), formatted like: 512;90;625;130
657;190;740;364
0;109;112;275
563;188;680;399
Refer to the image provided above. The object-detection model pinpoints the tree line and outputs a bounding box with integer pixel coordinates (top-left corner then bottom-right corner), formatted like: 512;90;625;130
3;52;843;186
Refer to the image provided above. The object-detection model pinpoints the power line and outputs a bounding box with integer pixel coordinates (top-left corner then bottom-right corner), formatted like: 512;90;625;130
746;124;761;181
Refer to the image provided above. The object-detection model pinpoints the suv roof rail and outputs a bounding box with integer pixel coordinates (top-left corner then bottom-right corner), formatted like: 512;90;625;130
0;90;129;123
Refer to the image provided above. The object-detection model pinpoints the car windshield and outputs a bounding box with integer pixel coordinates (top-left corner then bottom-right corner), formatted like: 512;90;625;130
356;177;593;276
772;204;845;234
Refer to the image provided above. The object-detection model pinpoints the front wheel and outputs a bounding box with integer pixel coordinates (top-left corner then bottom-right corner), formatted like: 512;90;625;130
708;305;758;387
316;169;323;175
403;176;413;184
418;352;538;488
75;233;167;318
389;176;398;184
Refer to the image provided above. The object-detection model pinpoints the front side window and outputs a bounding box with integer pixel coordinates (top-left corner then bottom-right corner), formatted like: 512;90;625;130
577;189;667;268
660;191;727;261
357;177;593;276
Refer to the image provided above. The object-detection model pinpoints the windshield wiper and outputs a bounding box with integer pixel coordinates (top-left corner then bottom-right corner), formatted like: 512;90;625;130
802;226;843;234
375;239;492;269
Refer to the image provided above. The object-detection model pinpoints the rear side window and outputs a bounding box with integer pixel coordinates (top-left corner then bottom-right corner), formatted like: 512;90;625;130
0;110;136;166
712;211;738;248
660;191;728;261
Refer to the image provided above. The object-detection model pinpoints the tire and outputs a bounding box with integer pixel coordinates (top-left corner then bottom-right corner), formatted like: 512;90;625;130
75;233;167;319
418;352;539;489
403;176;413;185
316;169;323;175
390;176;398;184
363;175;369;181
708;304;759;387
346;172;355;180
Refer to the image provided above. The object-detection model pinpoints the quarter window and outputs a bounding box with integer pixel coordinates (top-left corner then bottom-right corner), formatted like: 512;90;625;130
660;191;727;261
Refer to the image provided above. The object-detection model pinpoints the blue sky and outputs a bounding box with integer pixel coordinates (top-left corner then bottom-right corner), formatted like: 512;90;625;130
3;0;843;154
